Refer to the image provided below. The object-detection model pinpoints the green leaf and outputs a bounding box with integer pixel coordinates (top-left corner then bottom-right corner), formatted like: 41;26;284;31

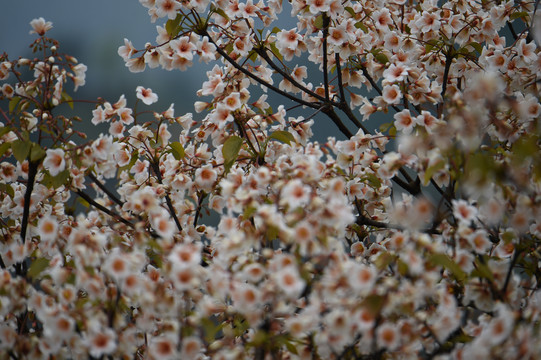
9;96;21;113
363;173;382;189
28;257;50;280
146;248;163;269
397;259;409;276
149;139;159;149
243;205;257;219
233;316;249;336
501;230;515;244
344;6;356;17
61;91;74;109
471;257;495;282
213;7;229;21
224;42;234;55
425;39;441;53
379;122;392;133
169;141;185;160
314;14;324;29
466;42;483;55
0;142;10;158
118;152;138;172
271;27;282;34
165;13;182;38
360;294;385;314
372;49;389;65
512;134;538;164
374;251;395;269
0;183;14;198
453;331;474;344
269;130;295;145
266;225;279;241
423;160;445;186
50;169;70;188
201;317;224;344
510;11;529;21
30;143;46;162
464;152;502;187
269;42;283;62
11;139;31;163
0;127;11;138
251;330;268;346
248;49;258;63
222;135;243;173
388;125;397;137
355;21;368;33
284;339;299;355
429;253;467;282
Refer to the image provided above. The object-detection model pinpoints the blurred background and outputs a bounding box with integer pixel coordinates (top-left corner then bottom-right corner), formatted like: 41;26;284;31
1;1;210;130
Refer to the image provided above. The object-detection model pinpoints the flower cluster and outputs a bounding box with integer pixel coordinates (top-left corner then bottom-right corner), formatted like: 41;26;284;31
1;0;541;358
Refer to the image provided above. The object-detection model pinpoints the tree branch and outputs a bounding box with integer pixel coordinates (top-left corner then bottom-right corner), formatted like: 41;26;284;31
20;160;39;244
322;13;331;102
149;159;183;232
255;48;335;106
87;172;124;208
204;32;321;110
321;106;353;138
75;190;136;229
335;54;370;133
438;47;454;117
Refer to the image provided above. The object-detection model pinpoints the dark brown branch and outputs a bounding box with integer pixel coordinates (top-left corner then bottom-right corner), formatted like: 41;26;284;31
356;213;441;235
501;248;522;298
322;14;331;102
507;21;518;41
21;161;39;244
359;64;401;113
355;198;440;235
75;190;135;229
391;173;421;196
430;179;453;207
321;106;353;138
87;172;124;208
438;47;454;117
204;31;320;110
149;159;183;232
193;191;206;227
255;48;335;106
335;53;347;104
335;54;370;133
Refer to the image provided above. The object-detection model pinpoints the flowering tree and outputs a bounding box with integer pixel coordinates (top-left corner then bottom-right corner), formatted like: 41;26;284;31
1;0;541;358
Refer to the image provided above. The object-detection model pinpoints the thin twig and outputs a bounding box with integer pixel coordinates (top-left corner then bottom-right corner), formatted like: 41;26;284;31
193;191;206;227
87;172;124;208
21;161;39;244
438;47;454;117
255;47;335;106
322;14;331;102
205;31;320;110
75;190;135;229
321;106;353;138
335;53;369;133
149;159;183;232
